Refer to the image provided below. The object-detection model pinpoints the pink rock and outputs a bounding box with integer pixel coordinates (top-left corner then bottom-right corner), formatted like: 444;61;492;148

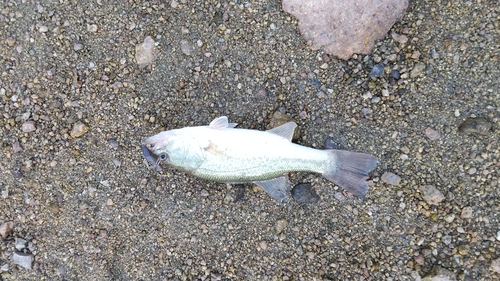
21;121;36;132
0;221;14;239
282;0;409;60
13;141;23;153
492;258;500;274
425;127;441;140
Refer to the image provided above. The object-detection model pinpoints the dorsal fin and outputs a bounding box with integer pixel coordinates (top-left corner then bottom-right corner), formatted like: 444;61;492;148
209;116;238;130
267;122;297;141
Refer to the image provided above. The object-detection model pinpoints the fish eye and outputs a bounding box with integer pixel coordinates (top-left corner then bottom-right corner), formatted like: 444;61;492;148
159;153;169;161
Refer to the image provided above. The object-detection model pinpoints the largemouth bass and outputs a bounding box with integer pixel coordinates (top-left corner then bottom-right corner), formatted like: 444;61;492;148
142;116;378;201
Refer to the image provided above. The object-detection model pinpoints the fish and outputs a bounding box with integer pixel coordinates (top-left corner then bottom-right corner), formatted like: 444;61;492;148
141;116;378;201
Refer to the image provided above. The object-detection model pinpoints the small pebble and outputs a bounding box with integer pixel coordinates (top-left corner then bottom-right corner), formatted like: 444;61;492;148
420;185;445;205
391;70;400;79
458;117;493;136
12;252;34;270
73;43;83;51
492;259;500;274
422;266;456;280
334;192;346;202
291;183;320;204
12;141;22;153
70;122;89;138
12;169;23;178
259;241;268;250
431;49;440;59
460;206;473;219
361;108;371;115
391;33;408;44
87;24;98;32
444;214;455;223
38;25;48;33
275;219;287;235
381;172;401;185
410;63;426;78
458;244;469;255
442;235;452;245
21;121;36;132
1;263;8;272
108;139;119;149
15;238;27;251
414;255;424;265
254;89;267;99
6;37;16;46
369;64;384;77
324;138;341;149
425;127;441;140
135;36;156;67
180;40;191;56
0;221;14;239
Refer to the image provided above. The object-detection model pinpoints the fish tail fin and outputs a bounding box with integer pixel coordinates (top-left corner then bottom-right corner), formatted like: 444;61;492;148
322;150;378;199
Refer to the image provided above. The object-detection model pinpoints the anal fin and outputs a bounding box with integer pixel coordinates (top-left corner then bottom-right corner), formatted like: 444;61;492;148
254;176;290;202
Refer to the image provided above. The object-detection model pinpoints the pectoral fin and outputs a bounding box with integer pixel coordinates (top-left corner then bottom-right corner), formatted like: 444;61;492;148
267;122;297;141
254;176;290;202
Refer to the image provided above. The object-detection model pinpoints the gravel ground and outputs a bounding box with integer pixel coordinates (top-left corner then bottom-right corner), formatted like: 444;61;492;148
1;0;499;280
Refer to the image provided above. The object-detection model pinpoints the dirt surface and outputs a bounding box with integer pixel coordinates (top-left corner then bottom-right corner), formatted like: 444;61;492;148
1;0;499;280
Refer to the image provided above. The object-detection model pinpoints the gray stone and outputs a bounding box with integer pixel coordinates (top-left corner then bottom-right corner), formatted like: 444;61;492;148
458;117;493;136
15;237;27;251
180;40;191;56
12;252;34;270
381;172;401;185
460;206;473;219
410;63;426;78
420;185;445;205
291;183;320;204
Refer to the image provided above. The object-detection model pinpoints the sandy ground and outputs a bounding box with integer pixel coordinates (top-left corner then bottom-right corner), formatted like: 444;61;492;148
0;0;499;280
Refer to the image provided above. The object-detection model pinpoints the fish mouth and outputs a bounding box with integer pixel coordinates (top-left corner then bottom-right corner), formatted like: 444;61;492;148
141;144;162;171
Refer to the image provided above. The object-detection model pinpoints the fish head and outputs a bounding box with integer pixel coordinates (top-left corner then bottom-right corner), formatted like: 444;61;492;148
141;129;205;171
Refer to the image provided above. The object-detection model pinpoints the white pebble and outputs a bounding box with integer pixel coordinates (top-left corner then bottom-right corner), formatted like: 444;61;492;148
87;24;98;32
135;36;156;67
38;25;48;33
21;121;36;132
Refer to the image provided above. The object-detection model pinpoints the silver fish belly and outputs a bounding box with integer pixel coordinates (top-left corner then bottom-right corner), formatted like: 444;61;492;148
142;116;378;201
